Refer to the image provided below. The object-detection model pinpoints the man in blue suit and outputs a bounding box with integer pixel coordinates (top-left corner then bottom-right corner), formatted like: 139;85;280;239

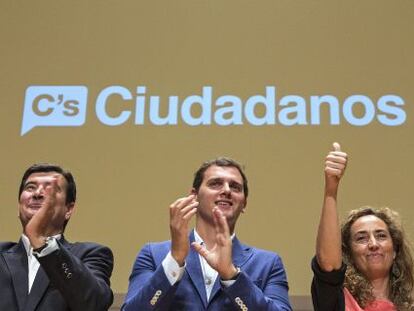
123;157;292;311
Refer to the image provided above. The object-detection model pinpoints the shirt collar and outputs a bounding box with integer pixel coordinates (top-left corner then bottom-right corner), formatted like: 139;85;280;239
194;229;235;245
21;234;31;256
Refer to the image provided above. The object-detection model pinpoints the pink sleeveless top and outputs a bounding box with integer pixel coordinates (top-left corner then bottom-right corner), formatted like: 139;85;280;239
344;288;396;311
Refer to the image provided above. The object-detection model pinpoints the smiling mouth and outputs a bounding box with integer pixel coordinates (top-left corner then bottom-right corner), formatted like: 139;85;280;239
367;253;383;260
215;201;233;208
28;203;43;210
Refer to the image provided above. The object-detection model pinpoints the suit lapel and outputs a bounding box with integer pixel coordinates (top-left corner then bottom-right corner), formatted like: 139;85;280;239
231;237;253;268
209;274;221;304
185;231;208;308
209;236;253;303
23;237;70;311
3;240;29;311
23;267;49;311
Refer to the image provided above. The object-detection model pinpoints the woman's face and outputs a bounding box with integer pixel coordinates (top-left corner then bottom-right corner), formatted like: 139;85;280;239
350;215;395;280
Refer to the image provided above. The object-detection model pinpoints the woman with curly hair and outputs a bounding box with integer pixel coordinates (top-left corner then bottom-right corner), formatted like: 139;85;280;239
311;143;414;311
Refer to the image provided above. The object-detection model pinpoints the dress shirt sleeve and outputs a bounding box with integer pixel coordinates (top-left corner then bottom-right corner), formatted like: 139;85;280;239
162;251;185;285
33;237;59;257
122;244;182;311
220;278;237;287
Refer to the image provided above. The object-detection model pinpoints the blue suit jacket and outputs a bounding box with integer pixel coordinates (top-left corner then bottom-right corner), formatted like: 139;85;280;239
123;231;291;310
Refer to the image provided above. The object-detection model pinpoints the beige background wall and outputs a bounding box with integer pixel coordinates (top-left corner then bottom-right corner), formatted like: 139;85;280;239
1;1;413;298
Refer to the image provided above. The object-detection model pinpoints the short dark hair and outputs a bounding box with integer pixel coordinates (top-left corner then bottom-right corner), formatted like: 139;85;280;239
192;157;248;198
18;163;76;205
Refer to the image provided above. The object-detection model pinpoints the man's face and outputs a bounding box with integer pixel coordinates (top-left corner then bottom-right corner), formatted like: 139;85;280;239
194;165;247;231
18;172;74;232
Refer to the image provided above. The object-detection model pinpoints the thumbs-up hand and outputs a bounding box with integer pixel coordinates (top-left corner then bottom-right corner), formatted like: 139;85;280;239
324;142;348;191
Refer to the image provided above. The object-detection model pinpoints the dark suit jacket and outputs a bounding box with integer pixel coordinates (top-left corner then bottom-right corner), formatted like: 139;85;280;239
0;237;113;311
123;231;291;311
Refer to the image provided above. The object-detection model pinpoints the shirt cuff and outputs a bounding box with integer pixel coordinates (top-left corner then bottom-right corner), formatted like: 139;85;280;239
220;279;237;287
162;251;185;285
220;267;241;287
33;237;59;257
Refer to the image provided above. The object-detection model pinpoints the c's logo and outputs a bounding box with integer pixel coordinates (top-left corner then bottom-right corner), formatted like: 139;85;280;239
21;86;87;135
32;93;80;117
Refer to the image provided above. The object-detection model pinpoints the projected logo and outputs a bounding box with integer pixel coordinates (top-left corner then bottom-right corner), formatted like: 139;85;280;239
21;85;407;135
21;86;87;135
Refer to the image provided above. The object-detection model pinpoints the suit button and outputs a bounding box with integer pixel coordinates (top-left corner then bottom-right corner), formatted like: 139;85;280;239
62;263;68;269
150;290;162;305
66;272;72;279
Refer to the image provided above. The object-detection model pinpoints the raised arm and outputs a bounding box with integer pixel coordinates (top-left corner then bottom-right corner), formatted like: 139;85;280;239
316;142;348;271
24;175;113;310
123;194;198;310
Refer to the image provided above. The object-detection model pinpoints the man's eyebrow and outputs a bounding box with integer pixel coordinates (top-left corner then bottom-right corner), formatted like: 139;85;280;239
229;180;242;185
207;177;223;182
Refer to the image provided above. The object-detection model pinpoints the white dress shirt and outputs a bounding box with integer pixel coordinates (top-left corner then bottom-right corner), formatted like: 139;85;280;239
21;234;61;293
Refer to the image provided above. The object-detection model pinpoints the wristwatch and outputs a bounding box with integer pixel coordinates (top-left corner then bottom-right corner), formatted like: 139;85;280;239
33;236;55;255
224;266;241;281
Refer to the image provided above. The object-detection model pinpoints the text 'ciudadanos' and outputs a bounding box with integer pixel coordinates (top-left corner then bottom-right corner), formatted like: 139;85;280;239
21;85;406;135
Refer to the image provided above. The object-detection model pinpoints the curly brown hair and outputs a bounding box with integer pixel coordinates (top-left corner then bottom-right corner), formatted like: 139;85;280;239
341;207;414;310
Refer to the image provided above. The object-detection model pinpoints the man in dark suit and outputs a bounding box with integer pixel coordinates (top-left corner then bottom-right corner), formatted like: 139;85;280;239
123;158;292;310
0;163;113;311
